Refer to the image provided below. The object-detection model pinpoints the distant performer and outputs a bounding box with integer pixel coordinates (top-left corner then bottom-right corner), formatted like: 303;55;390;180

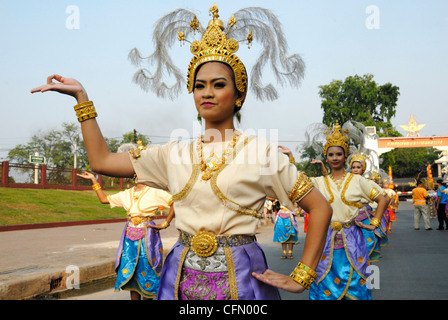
273;205;300;259
77;171;174;300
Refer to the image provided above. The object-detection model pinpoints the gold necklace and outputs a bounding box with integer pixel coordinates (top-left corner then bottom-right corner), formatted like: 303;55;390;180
133;186;147;200
330;171;347;190
198;131;241;181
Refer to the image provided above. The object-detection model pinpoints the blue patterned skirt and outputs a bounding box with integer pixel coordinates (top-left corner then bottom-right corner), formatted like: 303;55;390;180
114;222;163;299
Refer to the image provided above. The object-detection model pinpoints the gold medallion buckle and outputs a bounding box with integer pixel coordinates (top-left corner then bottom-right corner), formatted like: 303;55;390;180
330;221;343;231
191;231;218;257
131;217;142;225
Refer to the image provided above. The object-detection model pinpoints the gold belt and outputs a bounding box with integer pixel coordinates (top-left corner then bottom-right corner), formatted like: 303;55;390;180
330;219;355;231
127;216;153;226
178;230;255;257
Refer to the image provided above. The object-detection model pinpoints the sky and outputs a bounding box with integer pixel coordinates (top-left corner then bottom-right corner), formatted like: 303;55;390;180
1;0;447;162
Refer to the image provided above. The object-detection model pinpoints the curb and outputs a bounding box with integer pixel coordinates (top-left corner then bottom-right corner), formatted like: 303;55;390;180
0;259;116;300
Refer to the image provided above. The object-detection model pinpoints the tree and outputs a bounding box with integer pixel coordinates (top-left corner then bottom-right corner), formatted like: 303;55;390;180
295;144;326;177
8;122;89;169
9;126;152;167
318;74;400;136
380;147;439;178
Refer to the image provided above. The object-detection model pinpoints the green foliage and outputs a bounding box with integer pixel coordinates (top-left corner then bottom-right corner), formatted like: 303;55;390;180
8;122;88;169
296;144;327;177
318;74;400;135
380;147;439;178
8;125;152;169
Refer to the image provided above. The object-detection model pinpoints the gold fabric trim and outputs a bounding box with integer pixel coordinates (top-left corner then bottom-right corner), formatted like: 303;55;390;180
174;246;190;300
288;171;314;203
209;136;262;218
315;229;335;285
340;174;364;208
323;175;335;204
324;172;364;208
224;247;238;300
172;142;200;202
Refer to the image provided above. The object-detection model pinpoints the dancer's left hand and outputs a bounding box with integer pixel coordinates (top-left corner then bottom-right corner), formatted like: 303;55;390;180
252;269;306;293
355;220;377;231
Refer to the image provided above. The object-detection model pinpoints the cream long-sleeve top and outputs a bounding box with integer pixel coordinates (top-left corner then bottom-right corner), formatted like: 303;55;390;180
310;173;384;222
130;133;313;236
107;186;173;217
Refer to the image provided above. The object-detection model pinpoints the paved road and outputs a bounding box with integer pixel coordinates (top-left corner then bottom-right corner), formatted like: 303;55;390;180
62;200;448;300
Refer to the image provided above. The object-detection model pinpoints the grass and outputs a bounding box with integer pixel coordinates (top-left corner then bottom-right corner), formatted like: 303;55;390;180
0;187;127;226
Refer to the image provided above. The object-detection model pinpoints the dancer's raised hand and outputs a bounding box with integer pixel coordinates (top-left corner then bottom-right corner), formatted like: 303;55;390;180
31;74;88;102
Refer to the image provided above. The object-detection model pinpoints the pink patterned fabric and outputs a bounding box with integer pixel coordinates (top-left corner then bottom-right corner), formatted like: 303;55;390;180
125;226;145;241
179;267;230;300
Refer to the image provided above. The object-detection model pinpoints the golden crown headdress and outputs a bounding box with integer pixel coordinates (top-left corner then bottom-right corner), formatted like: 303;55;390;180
128;3;305;101
323;121;350;156
349;151;368;171
179;3;251;96
370;171;381;183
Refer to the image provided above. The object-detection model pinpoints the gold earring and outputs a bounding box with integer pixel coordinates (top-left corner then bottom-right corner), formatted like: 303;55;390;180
235;100;242;108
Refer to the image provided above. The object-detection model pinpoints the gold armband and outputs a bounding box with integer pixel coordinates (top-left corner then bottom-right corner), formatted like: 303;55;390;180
92;183;101;191
288;172;314;203
74;101;97;122
369;187;380;201
289;262;318;290
370;217;381;228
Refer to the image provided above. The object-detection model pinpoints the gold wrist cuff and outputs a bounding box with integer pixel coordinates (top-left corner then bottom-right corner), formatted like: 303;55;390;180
370;217;381;228
74;101;97;122
92;183;101;191
289;262;318;290
289;156;296;165
160;221;170;229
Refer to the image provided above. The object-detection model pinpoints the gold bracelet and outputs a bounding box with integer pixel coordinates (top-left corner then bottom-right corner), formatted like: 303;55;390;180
160;221;170;229
74;101;97;122
289;156;296;165
92;183;101;191
289;262;318;290
370;217;381;228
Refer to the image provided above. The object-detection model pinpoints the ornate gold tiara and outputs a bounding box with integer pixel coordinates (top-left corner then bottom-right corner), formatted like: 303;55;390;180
323;121;350;156
349;151;368;171
178;3;253;95
129;3;305;101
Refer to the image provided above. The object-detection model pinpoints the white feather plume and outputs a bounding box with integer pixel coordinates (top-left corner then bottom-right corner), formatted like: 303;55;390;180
128;6;305;101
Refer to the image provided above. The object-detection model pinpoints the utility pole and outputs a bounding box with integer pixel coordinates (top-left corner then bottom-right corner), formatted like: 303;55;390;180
73;142;77;169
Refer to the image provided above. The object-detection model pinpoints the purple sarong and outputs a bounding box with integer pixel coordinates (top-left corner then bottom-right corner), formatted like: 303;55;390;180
156;239;281;300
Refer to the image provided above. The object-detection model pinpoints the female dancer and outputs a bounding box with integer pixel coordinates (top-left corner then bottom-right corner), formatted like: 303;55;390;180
76;171;174;300
273;206;300;259
348;153;383;262
32;4;332;300
257;122;389;300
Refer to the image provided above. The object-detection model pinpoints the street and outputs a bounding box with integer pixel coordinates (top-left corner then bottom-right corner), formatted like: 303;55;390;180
64;200;448;300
